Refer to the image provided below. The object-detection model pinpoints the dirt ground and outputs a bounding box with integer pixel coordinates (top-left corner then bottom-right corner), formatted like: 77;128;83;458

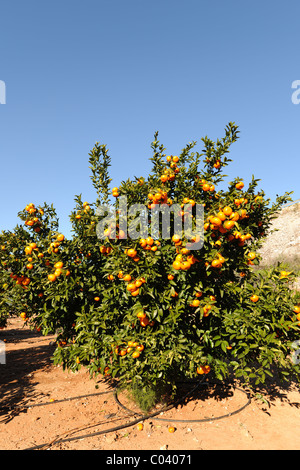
0;317;299;451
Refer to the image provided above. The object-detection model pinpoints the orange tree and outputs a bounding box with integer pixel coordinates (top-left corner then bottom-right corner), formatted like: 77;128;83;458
1;122;299;402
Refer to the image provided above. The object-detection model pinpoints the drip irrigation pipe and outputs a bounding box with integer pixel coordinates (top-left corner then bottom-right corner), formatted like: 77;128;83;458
114;380;252;423
23;379;251;450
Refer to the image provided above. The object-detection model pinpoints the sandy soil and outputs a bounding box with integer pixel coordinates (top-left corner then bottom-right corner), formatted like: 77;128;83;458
0;317;299;451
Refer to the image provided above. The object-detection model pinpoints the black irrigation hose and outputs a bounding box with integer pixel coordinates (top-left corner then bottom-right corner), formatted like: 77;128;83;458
114;380;252;423
23;379;251;450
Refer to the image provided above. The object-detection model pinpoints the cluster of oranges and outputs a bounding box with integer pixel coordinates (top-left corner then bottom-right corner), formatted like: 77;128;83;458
47;261;70;282
24;203;43;232
210;253;226;269
190;293;215;317
10;273;31;288
171;235;199;271
115;340;145;359
112;187;120;197
160;155;180;183
47;233;65;254
125;248;140;262
100;245;113;255
117;272;146;297
24;242;45;272
136;310;155;328
204;205;252;255
75;201;91;220
139;236;160;253
147;189;170;208
196;364;211;375
199;179;215;193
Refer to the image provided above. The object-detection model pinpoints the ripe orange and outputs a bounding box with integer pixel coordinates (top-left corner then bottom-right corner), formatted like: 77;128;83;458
180;260;191;271
235;181;244;190
211;259;222;268
223;206;233;216
140;317;149;327
127;248;137;258
54;261;64;269
137;311;147;319
146;237;154;246
167;274;174;280
230;212;239;221
123;274;132;282
172;156;179;163
132;351;140;358
223;220;235;230
127;283;137;292
94;296;100;301
137;423;144;431
192;299;200;307
247;252;256;260
57;234;65;242
211;216;222;226
168;426;176;433
217;211;226;221
172;234;181;243
139;238;147;248
250;294;259;302
48;274;57;282
293;306;300;314
172;260;181;270
203;305;212;316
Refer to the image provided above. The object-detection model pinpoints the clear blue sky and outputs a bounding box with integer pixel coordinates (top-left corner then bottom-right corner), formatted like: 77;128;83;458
1;0;299;238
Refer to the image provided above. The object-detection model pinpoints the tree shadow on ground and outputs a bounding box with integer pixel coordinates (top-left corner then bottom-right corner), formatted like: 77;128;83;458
0;327;56;423
170;370;300;415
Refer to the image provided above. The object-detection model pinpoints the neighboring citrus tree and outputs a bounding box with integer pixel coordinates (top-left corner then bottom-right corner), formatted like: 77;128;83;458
0;122;299;406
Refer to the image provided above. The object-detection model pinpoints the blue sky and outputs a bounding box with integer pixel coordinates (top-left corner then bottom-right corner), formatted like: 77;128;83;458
1;0;299;238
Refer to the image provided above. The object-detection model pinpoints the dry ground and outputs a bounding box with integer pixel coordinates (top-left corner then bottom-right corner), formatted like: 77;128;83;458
0;317;299;451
